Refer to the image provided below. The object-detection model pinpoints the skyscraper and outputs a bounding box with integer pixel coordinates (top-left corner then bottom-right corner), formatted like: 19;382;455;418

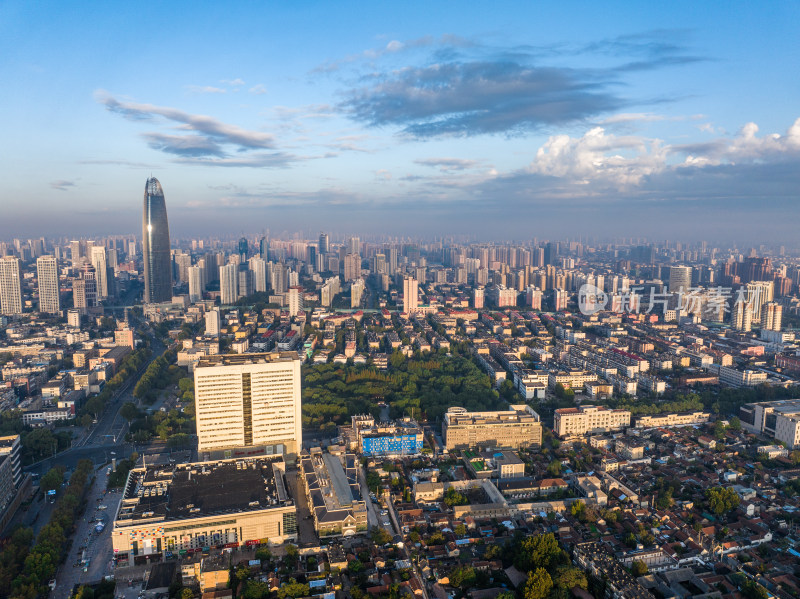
188;265;203;303
142;177;172;303
0;257;22;315
91;245;109;300
668;266;693;294
318;232;329;255
37;255;60;314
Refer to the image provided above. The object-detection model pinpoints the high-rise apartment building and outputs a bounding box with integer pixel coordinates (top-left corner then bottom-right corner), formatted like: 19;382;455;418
142;177;173;303
205;307;220;336
732;297;753;331
91;245;109;300
194;353;302;461
249;257;267;293
473;286;484;309
761;302;783;331
0;257;23;315
188;265;203;303
343;253;360;282
36;255;60;314
287;286;302;317
219;263;238;305
403;276;418;313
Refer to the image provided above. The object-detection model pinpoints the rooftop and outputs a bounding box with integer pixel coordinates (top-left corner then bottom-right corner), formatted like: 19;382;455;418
116;456;291;524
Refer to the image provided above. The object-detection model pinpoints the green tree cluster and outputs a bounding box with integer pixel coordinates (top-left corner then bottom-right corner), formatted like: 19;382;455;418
706;487;740;516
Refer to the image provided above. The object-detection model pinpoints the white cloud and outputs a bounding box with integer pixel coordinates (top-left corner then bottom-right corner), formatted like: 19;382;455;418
530;127;667;187
186;85;227;94
249;84;268;95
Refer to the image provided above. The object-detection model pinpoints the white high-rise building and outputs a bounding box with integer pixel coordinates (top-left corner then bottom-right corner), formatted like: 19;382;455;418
205;307;220;336
91;245;109;300
188;265;203;303
287;286;303;317
0;257;23;315
350;278;365;307
194;353;303;461
36;255;60;314
67;309;81;328
761;302;783;331
220;263;238;305
403;276;419;314
249;257;267;293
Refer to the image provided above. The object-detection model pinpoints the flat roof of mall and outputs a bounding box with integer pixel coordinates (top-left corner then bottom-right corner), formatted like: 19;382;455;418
116;456;291;525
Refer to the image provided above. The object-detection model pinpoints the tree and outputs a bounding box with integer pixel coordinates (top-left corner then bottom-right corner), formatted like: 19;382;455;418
255;547;272;562
443;487;468;507
454;523;467;536
450;566;477;590
553;566;587;590
630;561;648;576
40;466;64;493
547;459;562;477
180;588;195;599
713;421;727;441
371;527;392;545
514;533;562;572
278;579;309;599
524;568;553;599
706;487;740;516
790;450;800;466
120;402;139;422
728;416;742;431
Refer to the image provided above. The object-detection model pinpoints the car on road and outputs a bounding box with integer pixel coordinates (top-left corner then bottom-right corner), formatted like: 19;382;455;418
98;504;108;510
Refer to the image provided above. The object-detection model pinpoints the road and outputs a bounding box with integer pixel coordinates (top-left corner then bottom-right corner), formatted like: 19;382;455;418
25;338;166;478
53;465;124;599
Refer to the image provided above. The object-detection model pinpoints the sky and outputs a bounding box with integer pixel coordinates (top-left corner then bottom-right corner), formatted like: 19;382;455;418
1;1;799;242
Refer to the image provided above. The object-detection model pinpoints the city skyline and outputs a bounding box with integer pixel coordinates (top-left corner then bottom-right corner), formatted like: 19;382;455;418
1;2;799;241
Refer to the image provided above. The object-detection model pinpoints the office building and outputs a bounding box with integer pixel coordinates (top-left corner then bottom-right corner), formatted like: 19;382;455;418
740;400;800;449
194;353;302;461
36;255;60;314
318;232;329;255
554;405;631;438
668;266;692;294
219;263;238;305
349;415;423;456
112;456;297;561
403;276;419;314
142;177;173;303
0;257;22;315
442;405;542;451
634;411;711;429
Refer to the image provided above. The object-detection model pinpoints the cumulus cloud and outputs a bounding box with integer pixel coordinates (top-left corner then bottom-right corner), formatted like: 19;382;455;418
50;180;76;191
415;157;480;171
529;127;667;187
342;61;625;137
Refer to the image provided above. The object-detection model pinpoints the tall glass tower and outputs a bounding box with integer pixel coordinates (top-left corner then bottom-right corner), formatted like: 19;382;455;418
142;177;172;303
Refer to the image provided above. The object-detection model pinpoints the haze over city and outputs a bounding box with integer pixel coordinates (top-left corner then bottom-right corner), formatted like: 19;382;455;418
2;1;799;241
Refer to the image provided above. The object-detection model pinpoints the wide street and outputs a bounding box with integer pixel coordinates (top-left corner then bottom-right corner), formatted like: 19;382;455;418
53;466;124;599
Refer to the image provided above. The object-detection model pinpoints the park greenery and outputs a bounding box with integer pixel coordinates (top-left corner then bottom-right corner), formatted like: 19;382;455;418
302;348;503;432
1;459;94;599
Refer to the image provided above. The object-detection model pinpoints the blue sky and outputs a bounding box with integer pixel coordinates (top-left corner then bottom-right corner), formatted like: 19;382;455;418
1;1;799;242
